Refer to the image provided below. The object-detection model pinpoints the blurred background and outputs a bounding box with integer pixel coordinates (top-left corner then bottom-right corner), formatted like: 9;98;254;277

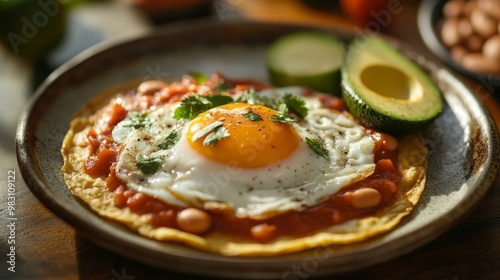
1;0;418;143
0;0;418;88
8;0;500;149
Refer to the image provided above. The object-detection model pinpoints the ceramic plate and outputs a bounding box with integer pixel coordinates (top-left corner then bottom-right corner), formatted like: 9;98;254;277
16;21;500;279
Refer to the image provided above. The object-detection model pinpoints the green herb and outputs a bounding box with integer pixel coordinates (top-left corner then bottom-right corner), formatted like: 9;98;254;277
306;137;329;159
270;103;295;123
122;112;151;129
283;93;308;119
173;95;208;120
243;109;263;122
214;80;231;92
203;125;230;146
136;154;164;175
192;121;223;142
158;131;180;149
191;121;230;146
238;89;273;107
173;94;233;120
189;71;208;84
207;94;234;107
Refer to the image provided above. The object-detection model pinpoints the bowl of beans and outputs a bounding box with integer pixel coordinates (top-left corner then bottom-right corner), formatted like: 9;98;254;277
418;0;500;88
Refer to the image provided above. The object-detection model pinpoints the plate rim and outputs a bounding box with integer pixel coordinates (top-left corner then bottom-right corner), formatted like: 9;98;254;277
16;19;500;278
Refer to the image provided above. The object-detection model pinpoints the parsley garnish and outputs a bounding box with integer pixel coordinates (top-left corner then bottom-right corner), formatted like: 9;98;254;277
283;93;308;119
173;94;233;120
191;121;230;146
306;137;329;159
189;71;208;84
158;131;181;149
270;104;295;123
136;154;164;175
122;112;151;129
243;109;263;122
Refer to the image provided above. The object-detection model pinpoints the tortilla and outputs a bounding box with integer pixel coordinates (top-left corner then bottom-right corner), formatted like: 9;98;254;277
61;80;428;257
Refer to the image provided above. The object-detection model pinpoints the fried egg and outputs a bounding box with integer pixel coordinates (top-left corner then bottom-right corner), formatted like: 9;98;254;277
113;87;375;219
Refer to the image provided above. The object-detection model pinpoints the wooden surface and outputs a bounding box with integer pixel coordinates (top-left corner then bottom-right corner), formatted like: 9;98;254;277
1;0;500;279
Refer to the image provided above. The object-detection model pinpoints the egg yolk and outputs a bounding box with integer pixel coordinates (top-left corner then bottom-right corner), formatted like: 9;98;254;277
187;103;300;168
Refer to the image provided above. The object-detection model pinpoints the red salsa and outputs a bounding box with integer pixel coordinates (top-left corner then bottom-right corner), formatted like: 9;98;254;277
84;73;402;242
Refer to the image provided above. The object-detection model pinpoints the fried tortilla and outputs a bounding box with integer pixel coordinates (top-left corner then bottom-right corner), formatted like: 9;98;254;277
61;78;428;256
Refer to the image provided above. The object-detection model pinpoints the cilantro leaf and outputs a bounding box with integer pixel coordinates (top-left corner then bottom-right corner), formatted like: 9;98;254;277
136;154;164;175
173;94;233;120
122;112;151;129
203;125;230;146
270;103;295;123
207;94;234;107
192;121;224;142
243;109;263;122
306;137;329;159
269;114;295;123
283;93;308;119
158;131;180;149
191;121;230;146
189;71;208;84
173;95;209;120
238;89;274;108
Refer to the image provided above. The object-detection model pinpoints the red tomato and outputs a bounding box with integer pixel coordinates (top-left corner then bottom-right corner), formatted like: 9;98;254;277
340;0;391;26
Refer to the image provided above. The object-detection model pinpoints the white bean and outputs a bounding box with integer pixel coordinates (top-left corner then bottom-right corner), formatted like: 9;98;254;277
451;45;468;62
483;35;500;59
176;208;211;234
462;53;500;74
470;9;498;38
444;0;466;18
477;0;500;20
441;18;461;47
137;80;169;95
349;188;382;209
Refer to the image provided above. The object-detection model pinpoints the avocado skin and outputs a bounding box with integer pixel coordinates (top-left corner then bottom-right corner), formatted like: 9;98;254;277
341;79;436;135
340;36;443;134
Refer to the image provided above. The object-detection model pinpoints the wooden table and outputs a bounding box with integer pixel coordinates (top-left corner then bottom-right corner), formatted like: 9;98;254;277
1;0;499;279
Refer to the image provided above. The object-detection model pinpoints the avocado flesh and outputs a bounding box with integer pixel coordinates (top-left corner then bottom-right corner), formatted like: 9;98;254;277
341;37;442;134
267;32;344;95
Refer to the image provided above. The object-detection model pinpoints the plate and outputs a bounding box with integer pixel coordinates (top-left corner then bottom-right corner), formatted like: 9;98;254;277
418;0;500;90
16;20;500;278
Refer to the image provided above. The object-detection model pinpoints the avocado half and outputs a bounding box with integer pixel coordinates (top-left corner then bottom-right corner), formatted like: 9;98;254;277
341;36;443;134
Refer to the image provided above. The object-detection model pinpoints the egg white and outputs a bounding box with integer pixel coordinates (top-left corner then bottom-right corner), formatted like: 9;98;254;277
113;87;375;220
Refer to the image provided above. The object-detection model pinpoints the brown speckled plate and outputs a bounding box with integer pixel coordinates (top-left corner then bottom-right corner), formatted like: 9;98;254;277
16;20;500;278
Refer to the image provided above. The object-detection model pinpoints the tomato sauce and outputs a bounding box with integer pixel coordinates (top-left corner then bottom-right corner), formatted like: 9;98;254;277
84;73;402;242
